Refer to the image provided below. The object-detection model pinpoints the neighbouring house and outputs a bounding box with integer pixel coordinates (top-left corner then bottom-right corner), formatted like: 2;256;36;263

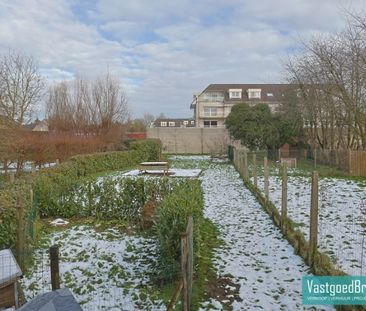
24;119;49;132
151;118;195;128
190;84;295;128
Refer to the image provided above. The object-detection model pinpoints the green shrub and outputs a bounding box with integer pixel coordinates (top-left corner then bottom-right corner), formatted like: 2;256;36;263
0;180;33;248
33;139;162;217
155;179;204;282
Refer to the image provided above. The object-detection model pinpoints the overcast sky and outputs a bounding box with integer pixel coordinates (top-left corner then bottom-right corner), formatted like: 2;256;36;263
0;0;365;119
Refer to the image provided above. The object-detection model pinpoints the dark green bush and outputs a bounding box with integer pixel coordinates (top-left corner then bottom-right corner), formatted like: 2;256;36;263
0;180;33;248
155;179;204;282
33;139;162;217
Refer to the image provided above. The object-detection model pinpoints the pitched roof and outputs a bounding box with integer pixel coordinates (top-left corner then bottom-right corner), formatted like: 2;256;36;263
203;84;296;102
18;288;83;311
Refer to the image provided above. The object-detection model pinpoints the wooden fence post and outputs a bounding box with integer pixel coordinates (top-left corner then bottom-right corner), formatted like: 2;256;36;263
243;151;248;180
31;162;36;175
264;157;269;200
10;172;15;183
239;151;243;176
281;163;288;232
50;245;60;290
253;154;257;188
29;189;33;207
181;216;193;311
16;195;25;270
308;171;319;265
348;149;352;175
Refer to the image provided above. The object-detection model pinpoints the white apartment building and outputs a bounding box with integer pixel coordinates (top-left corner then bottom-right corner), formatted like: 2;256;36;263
190;84;295;128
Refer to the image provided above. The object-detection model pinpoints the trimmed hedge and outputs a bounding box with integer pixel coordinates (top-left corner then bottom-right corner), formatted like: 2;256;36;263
0;139;162;248
155;179;204;282
33;139;161;217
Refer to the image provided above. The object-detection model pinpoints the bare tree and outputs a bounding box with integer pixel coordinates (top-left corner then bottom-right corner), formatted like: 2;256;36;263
142;113;155;128
46;72;129;135
283;12;366;150
92;72;129;133
0;51;44;124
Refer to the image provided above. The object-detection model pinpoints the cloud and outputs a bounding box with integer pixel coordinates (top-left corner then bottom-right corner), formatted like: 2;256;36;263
0;0;365;118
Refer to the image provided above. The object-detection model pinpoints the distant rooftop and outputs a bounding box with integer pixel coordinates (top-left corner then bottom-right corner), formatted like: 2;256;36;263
203;83;296;102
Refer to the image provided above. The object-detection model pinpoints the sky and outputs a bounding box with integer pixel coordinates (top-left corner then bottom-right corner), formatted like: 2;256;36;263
0;0;365;119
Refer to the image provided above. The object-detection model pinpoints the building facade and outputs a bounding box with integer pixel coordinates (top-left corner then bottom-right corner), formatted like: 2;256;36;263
191;84;294;128
152;118;195;128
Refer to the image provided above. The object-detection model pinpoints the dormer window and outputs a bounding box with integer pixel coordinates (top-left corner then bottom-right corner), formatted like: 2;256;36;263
248;89;261;99
160;121;167;127
229;89;242;99
267;92;273;97
169;121;175;127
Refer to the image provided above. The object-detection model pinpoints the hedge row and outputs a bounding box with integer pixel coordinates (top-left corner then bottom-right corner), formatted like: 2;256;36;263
33;139;161;217
0;139;162;249
156;179;204;282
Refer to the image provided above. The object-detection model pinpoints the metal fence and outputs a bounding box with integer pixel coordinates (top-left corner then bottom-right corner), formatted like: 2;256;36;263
233;146;366;278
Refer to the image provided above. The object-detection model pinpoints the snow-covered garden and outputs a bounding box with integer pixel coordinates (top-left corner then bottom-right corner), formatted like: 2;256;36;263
172;156;334;310
255;172;366;276
22;226;165;311
21;155;355;310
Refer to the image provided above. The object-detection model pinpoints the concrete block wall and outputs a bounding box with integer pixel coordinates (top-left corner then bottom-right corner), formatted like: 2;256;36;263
147;127;230;154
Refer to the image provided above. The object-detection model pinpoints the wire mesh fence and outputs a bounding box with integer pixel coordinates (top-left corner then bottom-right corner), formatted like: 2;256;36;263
233;146;366;277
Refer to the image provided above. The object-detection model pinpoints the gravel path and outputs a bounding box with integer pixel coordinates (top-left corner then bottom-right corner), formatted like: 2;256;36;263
200;163;334;310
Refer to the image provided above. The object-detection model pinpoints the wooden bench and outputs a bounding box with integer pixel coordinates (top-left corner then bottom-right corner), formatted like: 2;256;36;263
139;162;169;174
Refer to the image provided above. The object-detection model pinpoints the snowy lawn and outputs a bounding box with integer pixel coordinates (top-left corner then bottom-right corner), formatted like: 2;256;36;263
256;174;366;276
21;225;165;311
171;156;334;311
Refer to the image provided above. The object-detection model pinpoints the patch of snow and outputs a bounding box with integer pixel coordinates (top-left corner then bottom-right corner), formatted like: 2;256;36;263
21;226;165;311
196;162;334;310
122;168;201;177
256;175;366;276
49;218;69;226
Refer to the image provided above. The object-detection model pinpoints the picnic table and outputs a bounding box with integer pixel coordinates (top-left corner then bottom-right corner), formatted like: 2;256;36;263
0;249;23;309
139;162;169;174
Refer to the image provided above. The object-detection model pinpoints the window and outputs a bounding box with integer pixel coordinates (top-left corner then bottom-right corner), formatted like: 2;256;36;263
203;120;218;128
190;120;195;124
203;92;224;102
203;107;217;117
247;89;261;99
183;120;188;125
229;89;242;99
169;121;175;127
267;92;273;97
160;121;167;127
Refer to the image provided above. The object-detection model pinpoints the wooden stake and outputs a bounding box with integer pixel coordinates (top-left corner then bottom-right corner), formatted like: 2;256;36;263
309;171;319;265
10;172;15;183
281;163;288;232
16;195;25;270
31;162;36;175
264;156;269;200
50;246;60;290
243;151;248;180
253;154;257;188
